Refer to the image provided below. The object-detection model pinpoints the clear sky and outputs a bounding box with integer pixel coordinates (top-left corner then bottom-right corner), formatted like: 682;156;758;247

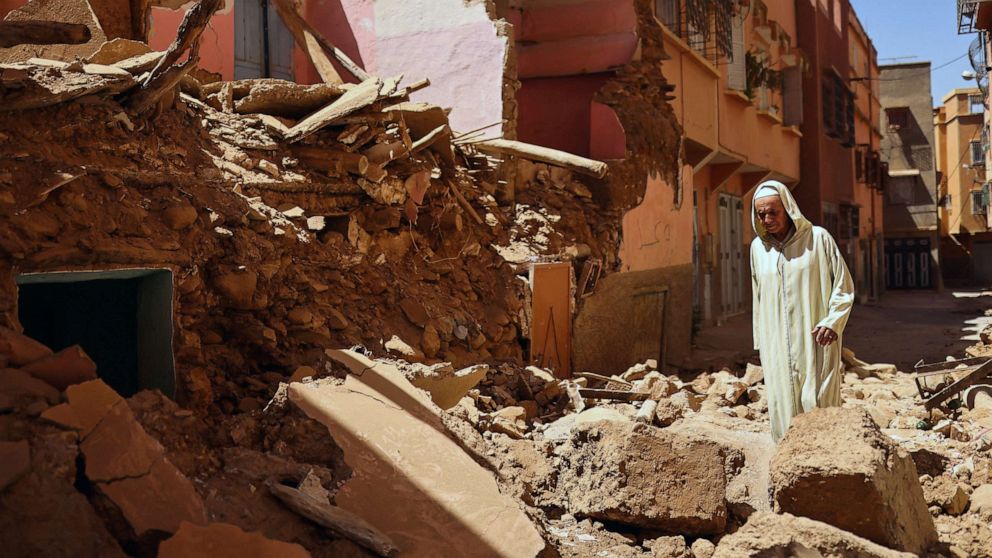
850;0;978;105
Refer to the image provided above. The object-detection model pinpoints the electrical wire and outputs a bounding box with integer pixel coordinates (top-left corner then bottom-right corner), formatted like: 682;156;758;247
856;52;971;82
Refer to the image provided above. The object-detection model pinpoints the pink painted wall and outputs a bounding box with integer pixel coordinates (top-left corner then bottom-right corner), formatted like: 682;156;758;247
301;0;374;84
517;73;611;157
589;101;625;160
619;167;695;271
148;5;235;80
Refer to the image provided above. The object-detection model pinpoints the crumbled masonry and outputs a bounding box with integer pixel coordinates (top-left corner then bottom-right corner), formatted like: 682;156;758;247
1;1;991;557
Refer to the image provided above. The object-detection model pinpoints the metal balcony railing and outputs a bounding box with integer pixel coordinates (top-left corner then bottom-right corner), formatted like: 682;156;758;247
959;0;992;34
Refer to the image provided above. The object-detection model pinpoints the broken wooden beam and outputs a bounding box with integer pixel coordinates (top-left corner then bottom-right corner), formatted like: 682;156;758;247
141;0;221;88
0;20;91;48
129;0;220;113
268;476;397;557
410;124;449;154
446;179;483;225
284;77;383;143
291;145;369;176
472;138;609;179
578;388;650;402
269;0;341;84
270;0;371;83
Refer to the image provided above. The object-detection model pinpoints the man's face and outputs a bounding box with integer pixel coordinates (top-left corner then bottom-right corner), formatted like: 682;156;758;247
755;196;790;237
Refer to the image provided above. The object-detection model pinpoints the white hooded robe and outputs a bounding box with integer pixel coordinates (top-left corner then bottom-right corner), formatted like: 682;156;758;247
749;180;855;441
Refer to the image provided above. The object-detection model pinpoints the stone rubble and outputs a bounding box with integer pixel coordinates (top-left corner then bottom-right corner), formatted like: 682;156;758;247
0;1;990;557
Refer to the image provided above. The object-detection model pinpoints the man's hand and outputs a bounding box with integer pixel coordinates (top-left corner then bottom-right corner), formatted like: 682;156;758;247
812;326;837;346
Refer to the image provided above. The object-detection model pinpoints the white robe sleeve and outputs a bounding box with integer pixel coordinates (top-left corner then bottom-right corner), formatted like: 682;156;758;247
815;232;855;335
751;243;760;351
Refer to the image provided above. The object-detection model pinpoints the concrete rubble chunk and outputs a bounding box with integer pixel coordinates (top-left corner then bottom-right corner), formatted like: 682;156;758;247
39;402;83;431
970;484;992;518
712;512;916;558
645;535;691;558
0;431;126;557
80;401;164;482
65;378;125;437
98;458;208;537
234;79;348;118
0;0;108;64
0;439;30;491
407;363;489;410
771;407;937;554
85;38;152;65
0;367;61;405
0;326;53;366
553;420;727;534
20;344;97;390
158;521;311;558
290;349;546;557
268;471;398;557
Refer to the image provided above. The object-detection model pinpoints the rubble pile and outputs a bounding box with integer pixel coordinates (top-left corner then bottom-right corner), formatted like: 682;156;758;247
0;9;622;417
1;1;991;557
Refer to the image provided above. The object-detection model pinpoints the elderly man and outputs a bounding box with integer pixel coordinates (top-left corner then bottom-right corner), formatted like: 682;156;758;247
750;180;854;442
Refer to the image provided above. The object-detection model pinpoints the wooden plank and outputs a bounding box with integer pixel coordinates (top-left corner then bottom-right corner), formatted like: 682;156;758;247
924;359;992;410
269;0;341;84
268;478;397;557
284;77;382;143
410;124;449;154
270;0;371;83
472;138;608;178
292;145;368;175
0;20;90;48
578;388;650;402
914;356;990;374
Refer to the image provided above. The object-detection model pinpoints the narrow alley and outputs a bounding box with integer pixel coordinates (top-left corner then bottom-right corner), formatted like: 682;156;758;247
0;1;992;558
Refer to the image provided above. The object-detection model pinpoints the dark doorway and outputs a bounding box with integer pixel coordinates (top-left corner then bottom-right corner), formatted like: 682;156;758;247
17;269;175;398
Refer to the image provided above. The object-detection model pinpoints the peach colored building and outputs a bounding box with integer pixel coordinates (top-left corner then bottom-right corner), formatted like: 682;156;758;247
652;0;802;327
934;88;992;284
847;7;884;301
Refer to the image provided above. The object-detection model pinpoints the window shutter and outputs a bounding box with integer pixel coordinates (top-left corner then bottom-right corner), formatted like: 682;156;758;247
727;14;746;91
234;0;265;80
266;2;295;81
783;67;803;126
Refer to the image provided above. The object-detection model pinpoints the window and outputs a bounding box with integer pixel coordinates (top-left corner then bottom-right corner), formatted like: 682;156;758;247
655;0;734;63
972;187;989;215
782;66;803;126
823;72;854;145
726;13;746;90
855;145;867;183
656;0;680;35
886;107;910;130
888;176;917;205
970;94;984;114
972;140;985;166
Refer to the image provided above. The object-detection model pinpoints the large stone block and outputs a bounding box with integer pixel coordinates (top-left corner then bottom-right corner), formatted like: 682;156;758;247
554;420;727;534
771;407;937;554
288;350;546;557
713;512;915;558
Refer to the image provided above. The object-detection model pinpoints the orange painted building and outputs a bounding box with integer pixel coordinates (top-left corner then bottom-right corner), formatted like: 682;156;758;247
847;7;884;301
934;88;992;284
647;0;802;326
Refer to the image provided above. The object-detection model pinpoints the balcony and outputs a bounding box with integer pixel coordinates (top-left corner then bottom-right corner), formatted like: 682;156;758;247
959;0;992;34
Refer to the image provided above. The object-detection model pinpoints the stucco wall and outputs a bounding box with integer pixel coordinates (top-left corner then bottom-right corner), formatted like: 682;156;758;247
149;3;235;80
619;168;694;272
880;62;939;233
573;264;693;372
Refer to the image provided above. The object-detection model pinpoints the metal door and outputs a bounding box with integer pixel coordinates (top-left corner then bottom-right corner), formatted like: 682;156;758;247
885;238;933;289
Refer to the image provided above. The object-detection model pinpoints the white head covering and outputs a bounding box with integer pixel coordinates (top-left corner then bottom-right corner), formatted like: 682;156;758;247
755;185;781;199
